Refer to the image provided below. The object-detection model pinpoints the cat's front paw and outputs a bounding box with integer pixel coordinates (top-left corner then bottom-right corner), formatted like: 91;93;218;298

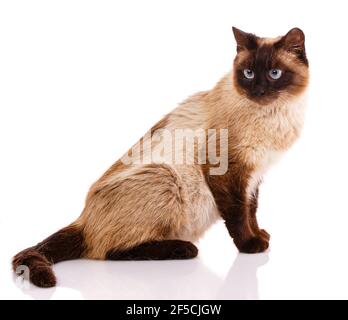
236;235;269;253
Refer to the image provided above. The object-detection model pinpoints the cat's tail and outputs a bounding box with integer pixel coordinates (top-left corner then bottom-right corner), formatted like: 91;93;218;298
12;224;86;288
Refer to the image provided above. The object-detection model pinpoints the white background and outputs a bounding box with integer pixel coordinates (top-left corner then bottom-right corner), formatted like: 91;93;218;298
1;0;348;300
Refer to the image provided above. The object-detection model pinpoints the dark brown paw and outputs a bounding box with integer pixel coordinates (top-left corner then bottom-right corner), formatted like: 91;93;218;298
236;236;269;254
30;266;56;288
171;241;198;259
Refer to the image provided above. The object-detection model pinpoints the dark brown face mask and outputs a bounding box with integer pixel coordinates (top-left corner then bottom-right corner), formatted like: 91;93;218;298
232;27;308;105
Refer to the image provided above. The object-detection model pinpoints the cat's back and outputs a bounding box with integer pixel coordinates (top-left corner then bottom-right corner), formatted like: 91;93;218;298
164;91;210;131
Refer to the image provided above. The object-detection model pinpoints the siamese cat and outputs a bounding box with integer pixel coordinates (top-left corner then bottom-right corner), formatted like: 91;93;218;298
13;27;309;287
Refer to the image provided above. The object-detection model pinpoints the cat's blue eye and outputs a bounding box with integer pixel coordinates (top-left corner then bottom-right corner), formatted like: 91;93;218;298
269;69;282;80
243;69;254;79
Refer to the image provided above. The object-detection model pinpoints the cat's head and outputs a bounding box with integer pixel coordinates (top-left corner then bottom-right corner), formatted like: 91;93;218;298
232;27;309;105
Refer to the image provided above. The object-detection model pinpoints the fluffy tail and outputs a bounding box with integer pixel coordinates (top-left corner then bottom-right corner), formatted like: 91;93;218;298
12;224;86;288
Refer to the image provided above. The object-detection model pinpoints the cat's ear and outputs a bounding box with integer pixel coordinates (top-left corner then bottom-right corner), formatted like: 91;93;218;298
277;28;307;63
232;27;258;52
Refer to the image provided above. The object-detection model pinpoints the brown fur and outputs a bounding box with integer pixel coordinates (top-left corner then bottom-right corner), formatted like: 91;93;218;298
150;114;170;135
233;28;308;105
200;27;308;251
12;248;56;288
106;240;198;260
12;224;85;287
13;27;309;287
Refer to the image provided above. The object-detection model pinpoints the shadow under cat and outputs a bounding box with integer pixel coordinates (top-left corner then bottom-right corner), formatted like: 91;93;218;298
15;252;269;300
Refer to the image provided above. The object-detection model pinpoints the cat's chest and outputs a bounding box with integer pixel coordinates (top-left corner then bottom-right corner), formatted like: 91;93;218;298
240;109;299;196
239;100;305;167
243;114;295;196
246;149;284;198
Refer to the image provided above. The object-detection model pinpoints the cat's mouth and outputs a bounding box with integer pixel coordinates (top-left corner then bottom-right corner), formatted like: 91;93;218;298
244;90;280;106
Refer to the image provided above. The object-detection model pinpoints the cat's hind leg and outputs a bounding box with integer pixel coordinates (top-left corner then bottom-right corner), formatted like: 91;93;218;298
81;164;195;259
105;240;198;260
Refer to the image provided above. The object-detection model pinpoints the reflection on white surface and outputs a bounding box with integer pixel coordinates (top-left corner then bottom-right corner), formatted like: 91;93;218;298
218;253;269;300
16;252;269;300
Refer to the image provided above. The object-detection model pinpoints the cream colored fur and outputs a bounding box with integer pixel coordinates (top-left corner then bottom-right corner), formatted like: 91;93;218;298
76;67;307;259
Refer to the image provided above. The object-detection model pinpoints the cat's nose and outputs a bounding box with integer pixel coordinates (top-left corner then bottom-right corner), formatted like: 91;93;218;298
251;87;266;97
